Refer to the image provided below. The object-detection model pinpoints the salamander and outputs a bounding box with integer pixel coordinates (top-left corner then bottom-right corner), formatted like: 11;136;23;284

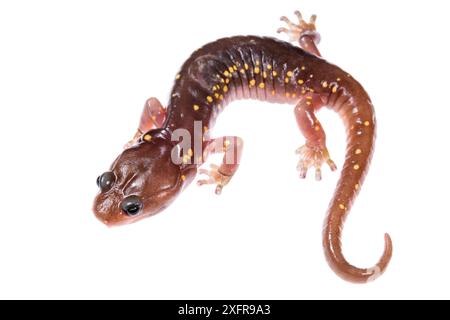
93;11;392;283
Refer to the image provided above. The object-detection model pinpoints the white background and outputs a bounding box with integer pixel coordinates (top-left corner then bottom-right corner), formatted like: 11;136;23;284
0;0;448;299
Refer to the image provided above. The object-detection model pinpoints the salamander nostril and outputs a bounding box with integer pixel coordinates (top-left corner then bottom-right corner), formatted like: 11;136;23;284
121;196;143;216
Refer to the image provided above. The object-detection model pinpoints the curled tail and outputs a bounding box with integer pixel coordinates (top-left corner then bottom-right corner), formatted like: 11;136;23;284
324;78;393;283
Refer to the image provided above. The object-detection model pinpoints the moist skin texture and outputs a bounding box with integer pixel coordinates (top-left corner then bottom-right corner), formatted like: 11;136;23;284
93;13;392;283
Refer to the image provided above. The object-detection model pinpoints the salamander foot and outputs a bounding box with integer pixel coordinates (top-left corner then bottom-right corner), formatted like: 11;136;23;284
277;10;321;44
197;164;233;195
296;144;337;181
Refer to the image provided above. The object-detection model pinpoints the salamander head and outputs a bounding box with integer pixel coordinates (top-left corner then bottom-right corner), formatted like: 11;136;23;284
93;129;192;227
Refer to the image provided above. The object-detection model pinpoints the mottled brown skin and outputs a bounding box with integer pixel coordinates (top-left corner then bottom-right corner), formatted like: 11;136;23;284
93;13;392;283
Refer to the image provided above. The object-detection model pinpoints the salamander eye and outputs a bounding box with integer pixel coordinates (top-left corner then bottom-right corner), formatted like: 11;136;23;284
96;171;116;192
121;195;143;216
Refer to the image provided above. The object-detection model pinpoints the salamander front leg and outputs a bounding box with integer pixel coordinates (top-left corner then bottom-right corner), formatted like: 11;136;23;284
295;96;337;180
124;97;167;149
197;136;243;195
277;10;322;57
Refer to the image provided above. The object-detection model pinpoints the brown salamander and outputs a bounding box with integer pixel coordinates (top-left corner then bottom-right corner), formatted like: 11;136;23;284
93;11;392;283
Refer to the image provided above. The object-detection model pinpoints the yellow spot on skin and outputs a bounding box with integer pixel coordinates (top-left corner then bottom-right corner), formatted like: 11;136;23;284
285;92;291;98
175;74;181;80
220;78;225;83
271;90;276;95
223;70;230;77
298;79;304;85
244;63;249;70
306;101;311;105
181;175;186;181
193;104;200;111
322;81;328;88
256;60;260;66
337;78;341;82
214;93;220;99
218;104;222;109
254;67;260;74
206;96;213;103
187;148;193;157
309;88;315;93
267;64;272;70
353;164;360;170
263;71;268;79
355;184;360;190
203;126;208;133
315;125;320;131
284;77;289;83
301;89;306;95
306;96;313;100
287;71;293;77
259;82;265;89
339;204;346;210
182;155;190;164
225;78;230;84
332;86;338;93
309;74;314;78
240;69;245;74
233;65;237;71
212;86;217;91
143;134;152;141
224;140;231;147
223;85;229;92
228;66;234;73
219;95;224;100
292;93;297;98
301;66;306;71
364;121;370;127
355;149;362;155
249;79;256;87
272;71;278;77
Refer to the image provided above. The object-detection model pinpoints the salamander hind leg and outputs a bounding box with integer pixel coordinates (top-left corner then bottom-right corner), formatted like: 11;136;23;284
197;136;243;195
124;97;167;149
277;10;322;56
295;96;337;181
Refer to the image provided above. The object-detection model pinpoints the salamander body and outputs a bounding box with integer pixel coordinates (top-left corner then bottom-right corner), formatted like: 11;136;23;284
93;12;392;283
